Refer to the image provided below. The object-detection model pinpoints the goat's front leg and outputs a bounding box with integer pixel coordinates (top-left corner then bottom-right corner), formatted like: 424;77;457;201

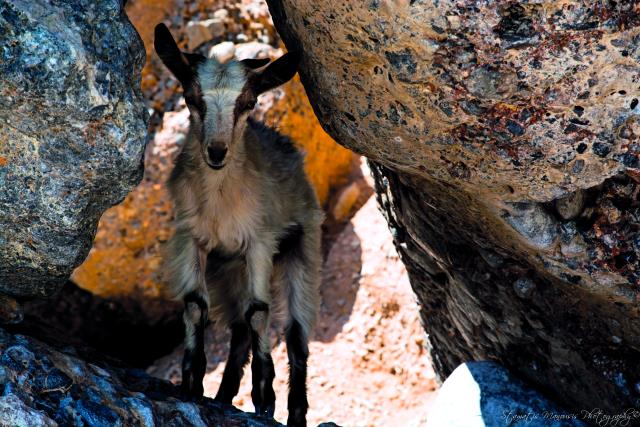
214;321;251;404
180;243;210;400
246;241;276;418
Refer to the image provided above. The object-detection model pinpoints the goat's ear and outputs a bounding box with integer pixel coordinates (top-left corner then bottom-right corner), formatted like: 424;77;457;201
241;57;271;70
251;51;300;95
154;23;194;85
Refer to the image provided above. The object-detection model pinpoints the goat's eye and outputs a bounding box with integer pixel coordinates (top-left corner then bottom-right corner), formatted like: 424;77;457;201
234;94;257;118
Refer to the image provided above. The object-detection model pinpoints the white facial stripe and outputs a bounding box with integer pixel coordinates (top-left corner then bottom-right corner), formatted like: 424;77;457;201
197;59;247;143
203;90;239;141
198;59;246;92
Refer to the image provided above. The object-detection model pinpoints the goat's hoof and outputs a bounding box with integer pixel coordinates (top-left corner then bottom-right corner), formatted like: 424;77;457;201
213;395;232;405
286;418;306;427
286;408;307;427
255;404;275;418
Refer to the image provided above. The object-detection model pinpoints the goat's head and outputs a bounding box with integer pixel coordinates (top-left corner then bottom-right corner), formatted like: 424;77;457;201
154;23;299;170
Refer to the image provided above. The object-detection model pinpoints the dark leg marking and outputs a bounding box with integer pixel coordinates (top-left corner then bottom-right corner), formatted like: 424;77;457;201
286;320;309;427
181;292;208;400
245;299;270;321
246;303;275;418
214;322;251;404
250;330;276;418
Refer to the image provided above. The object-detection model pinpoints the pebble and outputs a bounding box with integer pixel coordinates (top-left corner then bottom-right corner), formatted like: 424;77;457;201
513;277;535;299
555;190;585;220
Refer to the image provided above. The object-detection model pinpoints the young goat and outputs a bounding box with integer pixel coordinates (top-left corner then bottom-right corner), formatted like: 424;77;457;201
154;24;322;426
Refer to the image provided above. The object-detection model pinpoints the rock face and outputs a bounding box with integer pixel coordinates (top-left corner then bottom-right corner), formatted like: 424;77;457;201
0;0;147;296
268;0;640;412
0;327;281;426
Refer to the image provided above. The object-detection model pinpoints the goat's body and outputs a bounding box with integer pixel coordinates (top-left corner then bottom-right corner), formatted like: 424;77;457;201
167;118;322;330
154;26;317;424
165;116;322;425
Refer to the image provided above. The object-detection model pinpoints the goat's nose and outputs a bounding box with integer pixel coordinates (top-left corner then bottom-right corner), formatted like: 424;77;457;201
207;146;228;164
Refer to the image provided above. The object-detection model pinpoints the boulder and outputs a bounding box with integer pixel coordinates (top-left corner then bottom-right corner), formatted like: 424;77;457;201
0;327;282;426
267;0;640;412
0;0;147;296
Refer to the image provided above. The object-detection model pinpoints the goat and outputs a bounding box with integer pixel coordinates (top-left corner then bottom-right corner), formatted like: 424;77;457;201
154;24;322;427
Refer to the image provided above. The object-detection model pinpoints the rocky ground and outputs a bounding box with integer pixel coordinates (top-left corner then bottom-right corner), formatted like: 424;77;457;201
149;161;439;427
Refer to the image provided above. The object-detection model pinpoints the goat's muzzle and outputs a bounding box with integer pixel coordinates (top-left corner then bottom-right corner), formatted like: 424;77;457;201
206;146;228;169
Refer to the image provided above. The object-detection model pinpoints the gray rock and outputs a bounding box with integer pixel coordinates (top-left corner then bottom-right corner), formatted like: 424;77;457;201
0;327;282;426
185;19;225;50
427;362;586;427
0;0;147;296
513;278;535;299
0;394;56;427
503;202;559;249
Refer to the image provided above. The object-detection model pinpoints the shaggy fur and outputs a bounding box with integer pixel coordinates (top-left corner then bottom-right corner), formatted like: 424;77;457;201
154;23;322;427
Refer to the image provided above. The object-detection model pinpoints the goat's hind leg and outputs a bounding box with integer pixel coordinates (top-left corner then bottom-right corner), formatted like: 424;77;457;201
282;226;321;427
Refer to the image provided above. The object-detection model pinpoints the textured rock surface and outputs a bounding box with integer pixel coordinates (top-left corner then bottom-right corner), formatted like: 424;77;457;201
0;0;147;295
0;327;282;426
268;0;640;413
427;362;586;427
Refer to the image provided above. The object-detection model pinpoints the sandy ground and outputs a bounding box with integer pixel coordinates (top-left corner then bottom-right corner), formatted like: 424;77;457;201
149;163;439;426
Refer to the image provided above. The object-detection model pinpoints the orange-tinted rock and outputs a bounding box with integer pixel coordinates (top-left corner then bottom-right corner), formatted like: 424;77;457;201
125;0;178;96
267;0;640;414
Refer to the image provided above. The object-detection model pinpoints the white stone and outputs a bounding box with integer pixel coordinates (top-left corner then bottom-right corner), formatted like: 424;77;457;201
234;41;280;61
209;42;235;63
213;9;229;20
